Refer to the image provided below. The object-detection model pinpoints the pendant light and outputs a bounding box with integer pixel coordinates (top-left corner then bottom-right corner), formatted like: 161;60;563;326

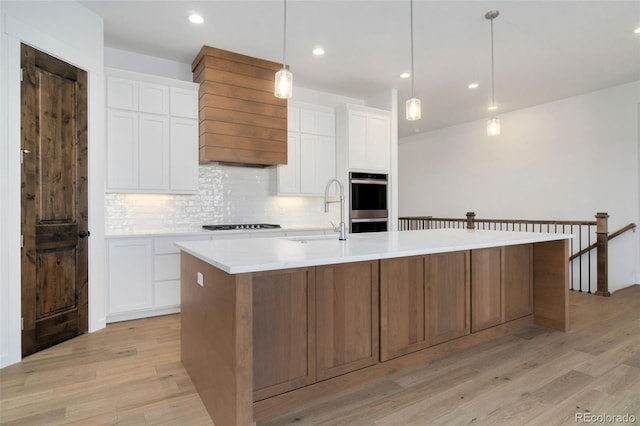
275;0;292;99
406;0;421;121
486;10;500;136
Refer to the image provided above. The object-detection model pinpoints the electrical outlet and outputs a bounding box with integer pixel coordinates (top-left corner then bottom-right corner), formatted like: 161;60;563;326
197;272;204;287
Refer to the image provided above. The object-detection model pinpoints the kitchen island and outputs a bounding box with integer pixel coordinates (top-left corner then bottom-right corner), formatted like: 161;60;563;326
177;229;571;425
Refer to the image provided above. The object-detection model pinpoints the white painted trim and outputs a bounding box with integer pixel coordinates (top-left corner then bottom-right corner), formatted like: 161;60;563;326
106;306;180;324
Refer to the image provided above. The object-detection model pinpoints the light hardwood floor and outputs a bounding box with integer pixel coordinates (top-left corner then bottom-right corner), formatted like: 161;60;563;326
2;286;639;426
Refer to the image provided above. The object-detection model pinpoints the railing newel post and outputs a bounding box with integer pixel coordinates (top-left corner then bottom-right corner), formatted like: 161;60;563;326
595;212;610;297
466;212;476;230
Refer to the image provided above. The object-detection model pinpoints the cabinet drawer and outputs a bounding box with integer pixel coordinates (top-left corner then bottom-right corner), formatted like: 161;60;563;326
154;253;180;281
154;235;209;254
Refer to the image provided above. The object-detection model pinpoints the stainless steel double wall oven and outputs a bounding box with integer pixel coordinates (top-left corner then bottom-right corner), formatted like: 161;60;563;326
349;172;388;233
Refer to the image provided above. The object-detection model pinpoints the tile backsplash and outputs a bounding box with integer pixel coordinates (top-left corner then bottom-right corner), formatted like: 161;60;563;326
105;164;339;235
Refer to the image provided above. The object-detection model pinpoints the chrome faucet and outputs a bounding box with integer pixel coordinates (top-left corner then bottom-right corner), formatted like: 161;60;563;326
324;178;347;240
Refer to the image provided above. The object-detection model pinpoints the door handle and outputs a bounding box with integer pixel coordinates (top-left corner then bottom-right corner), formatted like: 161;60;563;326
78;230;90;238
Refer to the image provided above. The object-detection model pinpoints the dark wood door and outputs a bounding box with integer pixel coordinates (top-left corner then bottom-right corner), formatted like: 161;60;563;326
379;255;429;361
503;244;533;322
471;247;503;332
21;44;88;357
316;261;379;381
428;251;470;345
252;268;316;401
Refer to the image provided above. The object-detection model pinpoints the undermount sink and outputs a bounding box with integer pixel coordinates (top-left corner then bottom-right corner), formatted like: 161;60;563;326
285;234;370;243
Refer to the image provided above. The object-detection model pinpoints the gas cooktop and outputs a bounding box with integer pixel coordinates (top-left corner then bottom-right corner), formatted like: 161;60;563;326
202;224;281;231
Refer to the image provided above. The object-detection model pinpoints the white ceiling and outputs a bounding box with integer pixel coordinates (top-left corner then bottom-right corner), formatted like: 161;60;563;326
79;0;640;138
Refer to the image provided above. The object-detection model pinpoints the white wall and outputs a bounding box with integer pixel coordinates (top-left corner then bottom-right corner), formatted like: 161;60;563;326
399;81;640;293
0;1;105;368
105;46;192;81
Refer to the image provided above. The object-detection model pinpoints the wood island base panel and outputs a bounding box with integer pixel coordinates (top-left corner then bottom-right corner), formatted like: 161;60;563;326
178;230;571;425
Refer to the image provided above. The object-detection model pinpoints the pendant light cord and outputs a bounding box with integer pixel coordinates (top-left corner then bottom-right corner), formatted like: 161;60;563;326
410;0;415;98
490;15;495;107
282;0;287;67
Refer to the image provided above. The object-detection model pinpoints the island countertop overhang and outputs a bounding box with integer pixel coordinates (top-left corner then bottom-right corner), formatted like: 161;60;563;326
175;229;573;274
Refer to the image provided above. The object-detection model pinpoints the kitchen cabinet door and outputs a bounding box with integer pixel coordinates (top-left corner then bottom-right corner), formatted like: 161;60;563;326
288;106;300;132
107;76;138;111
342;106;391;172
380;256;429;361
170;118;199;192
315;136;336;193
428;251;471;345
299;134;317;194
139;82;169;115
106;68;199;194
471;247;503;332
316;261;379;381
170;87;198;118
279;102;336;196
299;134;335;195
503;244;533;322
347;111;368;170
277;132;301;194
107;109;138;190
366;114;390;171
107;238;153;317
252;268;316;401
138;113;169;190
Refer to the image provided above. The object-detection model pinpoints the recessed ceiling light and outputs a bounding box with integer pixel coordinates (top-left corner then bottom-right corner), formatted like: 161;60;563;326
312;47;325;56
468;83;479;89
189;13;204;24
400;72;411;79
634;27;640;34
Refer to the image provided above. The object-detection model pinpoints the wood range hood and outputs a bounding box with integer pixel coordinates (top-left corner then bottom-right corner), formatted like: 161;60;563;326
192;45;287;167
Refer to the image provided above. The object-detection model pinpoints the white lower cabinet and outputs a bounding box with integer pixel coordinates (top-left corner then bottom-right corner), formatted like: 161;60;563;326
106;230;331;322
107;238;153;318
106;234;210;323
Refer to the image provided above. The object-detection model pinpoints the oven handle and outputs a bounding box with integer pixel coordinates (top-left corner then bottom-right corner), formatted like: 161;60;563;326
350;179;387;185
351;218;388;223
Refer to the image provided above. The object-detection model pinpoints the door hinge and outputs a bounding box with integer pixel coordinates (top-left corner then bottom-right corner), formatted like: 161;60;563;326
20;149;30;164
20;68;24;82
21;317;24;330
20;234;24;248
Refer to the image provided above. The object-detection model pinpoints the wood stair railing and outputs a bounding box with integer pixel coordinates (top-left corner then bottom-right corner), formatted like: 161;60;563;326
398;212;637;296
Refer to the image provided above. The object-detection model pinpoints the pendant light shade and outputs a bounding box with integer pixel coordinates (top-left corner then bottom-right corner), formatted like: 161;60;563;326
487;117;501;136
275;0;292;99
275;66;292;99
485;10;499;136
406;98;421;121
406;0;421;121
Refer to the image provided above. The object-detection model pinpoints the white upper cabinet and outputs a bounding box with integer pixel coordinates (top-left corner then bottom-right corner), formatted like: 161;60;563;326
170;87;199;119
107;110;138;189
139;82;169;115
105;68;199;194
107;76;138;111
170;117;199;192
337;104;391;172
278;102;336;196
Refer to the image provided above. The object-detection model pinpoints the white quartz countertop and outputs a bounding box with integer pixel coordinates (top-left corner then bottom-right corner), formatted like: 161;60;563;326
175;229;573;274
